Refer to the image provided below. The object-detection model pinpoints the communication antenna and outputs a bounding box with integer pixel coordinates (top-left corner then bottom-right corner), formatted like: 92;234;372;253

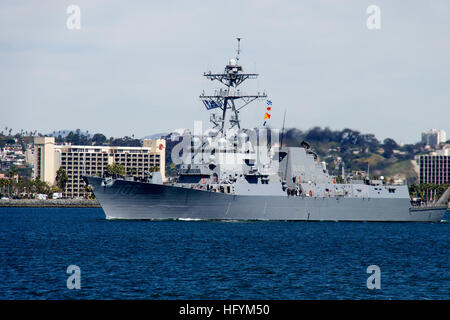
236;37;242;62
281;109;289;184
280;109;287;147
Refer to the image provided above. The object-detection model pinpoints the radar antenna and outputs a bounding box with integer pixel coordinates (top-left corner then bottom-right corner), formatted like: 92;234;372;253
200;38;267;133
236;37;242;62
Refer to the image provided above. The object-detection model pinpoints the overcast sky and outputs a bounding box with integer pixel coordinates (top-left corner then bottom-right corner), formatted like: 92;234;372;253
0;0;449;143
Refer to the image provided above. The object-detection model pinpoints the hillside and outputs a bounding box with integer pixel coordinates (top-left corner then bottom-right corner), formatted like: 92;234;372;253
0;126;437;183
281;127;428;183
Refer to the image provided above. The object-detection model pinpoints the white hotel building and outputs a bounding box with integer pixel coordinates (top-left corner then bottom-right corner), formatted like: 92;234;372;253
33;137;166;198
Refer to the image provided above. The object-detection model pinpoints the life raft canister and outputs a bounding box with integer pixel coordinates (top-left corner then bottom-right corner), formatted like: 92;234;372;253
309;190;313;196
202;178;205;184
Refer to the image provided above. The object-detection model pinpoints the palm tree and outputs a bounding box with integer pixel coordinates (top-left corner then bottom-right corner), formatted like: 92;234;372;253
84;185;95;199
33;178;50;196
421;183;430;202
106;163;125;178
150;166;160;173
8;168;19;188
128;167;137;176
9;167;18;177
56;167;68;191
2;179;11;196
0;178;6;196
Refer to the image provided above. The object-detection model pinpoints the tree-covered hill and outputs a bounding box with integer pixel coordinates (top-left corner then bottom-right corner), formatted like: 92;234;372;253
1;126;441;183
281;127;432;183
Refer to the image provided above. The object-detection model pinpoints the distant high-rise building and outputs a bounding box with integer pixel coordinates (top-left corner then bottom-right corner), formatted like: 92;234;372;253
440;130;447;144
33;137;166;198
421;129;446;147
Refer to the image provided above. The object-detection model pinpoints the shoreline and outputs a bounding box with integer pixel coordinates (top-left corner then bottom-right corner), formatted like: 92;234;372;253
0;199;101;208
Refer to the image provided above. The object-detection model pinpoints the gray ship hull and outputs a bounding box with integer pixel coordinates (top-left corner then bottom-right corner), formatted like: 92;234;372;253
85;177;446;222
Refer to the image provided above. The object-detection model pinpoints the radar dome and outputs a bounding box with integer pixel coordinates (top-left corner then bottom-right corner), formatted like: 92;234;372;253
229;58;237;66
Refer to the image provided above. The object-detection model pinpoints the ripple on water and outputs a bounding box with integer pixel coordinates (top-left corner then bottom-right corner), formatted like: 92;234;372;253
0;207;449;299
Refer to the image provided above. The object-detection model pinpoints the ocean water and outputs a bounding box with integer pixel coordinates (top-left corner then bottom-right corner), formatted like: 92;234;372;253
0;207;448;300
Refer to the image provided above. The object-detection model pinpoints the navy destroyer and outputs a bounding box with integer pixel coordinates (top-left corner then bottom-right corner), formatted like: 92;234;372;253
84;39;447;222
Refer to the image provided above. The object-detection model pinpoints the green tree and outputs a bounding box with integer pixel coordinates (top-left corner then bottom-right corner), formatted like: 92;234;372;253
165;163;177;177
128;167;137;176
56;167;68;191
20;178;35;198
8;167;18;178
409;183;450;203
335;175;344;184
92;133;107;145
84;185;95;199
106;163;125;178
33;177;51;195
0;178;8;196
0;179;11;196
150;166;160;173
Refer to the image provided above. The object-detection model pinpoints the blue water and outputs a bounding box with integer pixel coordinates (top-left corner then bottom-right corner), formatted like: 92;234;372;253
0;207;448;300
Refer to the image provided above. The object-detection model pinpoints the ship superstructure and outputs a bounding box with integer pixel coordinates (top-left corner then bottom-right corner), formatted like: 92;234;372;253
84;39;447;222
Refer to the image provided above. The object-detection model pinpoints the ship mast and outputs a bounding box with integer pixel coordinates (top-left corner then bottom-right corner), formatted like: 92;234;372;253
200;38;267;133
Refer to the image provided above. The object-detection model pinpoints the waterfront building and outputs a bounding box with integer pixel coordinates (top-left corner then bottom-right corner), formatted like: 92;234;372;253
33;137;166;198
418;154;450;184
33;137;58;185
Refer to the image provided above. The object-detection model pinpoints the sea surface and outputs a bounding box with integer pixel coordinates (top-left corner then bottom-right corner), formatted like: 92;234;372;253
0;207;448;300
